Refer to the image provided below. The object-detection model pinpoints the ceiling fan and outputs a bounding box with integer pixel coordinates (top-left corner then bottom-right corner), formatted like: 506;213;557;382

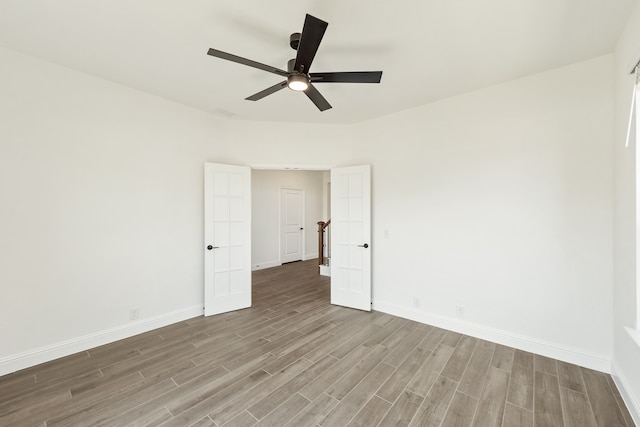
207;14;383;112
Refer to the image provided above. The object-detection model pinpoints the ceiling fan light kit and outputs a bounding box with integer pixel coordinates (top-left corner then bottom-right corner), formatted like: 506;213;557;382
287;74;309;91
207;14;383;111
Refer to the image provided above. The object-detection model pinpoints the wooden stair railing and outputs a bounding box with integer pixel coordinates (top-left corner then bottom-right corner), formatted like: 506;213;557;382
317;219;331;266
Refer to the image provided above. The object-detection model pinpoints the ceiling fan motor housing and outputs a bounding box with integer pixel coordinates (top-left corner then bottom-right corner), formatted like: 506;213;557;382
289;32;301;50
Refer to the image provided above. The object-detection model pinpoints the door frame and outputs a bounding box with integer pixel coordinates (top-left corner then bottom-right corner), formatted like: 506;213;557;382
206;163;372;314
250;164;333;274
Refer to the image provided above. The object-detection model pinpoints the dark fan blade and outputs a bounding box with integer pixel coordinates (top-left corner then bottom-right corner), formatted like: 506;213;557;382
207;48;288;77
304;84;332;111
310;71;383;83
245;81;288;101
293;14;328;73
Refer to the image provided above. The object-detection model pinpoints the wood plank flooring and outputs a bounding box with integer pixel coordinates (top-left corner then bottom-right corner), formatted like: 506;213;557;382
0;260;634;426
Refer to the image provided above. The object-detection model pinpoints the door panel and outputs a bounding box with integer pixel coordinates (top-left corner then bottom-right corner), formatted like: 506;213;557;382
330;165;371;311
281;188;304;263
204;163;251;316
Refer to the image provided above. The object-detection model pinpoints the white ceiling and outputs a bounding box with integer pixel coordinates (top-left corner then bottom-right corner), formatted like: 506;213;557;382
0;0;635;124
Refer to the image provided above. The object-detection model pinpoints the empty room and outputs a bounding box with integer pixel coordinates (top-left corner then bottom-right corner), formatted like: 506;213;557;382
1;1;640;426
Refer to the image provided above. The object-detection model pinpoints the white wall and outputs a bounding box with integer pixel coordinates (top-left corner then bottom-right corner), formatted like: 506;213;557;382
0;43;620;383
0;47;351;373
613;2;640;423
354;55;615;370
322;171;331;220
251;170;325;269
0;47;212;362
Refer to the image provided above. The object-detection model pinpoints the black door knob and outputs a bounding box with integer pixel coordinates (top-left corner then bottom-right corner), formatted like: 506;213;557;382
207;245;213;250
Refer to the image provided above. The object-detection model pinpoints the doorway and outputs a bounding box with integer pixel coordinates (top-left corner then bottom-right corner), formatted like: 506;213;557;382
251;169;328;270
204;163;371;315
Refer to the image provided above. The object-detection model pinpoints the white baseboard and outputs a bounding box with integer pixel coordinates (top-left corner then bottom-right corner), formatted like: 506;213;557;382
612;359;640;426
303;253;319;261
252;261;281;271
373;301;612;373
253;255;318;271
0;305;203;377
319;264;331;276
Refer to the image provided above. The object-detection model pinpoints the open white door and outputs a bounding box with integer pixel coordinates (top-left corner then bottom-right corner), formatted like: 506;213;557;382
204;163;251;316
330;165;371;311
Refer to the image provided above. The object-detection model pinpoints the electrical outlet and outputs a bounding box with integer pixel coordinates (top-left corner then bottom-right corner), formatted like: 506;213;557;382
455;305;465;318
413;297;420;308
129;308;139;320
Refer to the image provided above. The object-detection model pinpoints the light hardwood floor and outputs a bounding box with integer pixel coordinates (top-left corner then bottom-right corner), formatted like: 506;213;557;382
0;260;635;426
